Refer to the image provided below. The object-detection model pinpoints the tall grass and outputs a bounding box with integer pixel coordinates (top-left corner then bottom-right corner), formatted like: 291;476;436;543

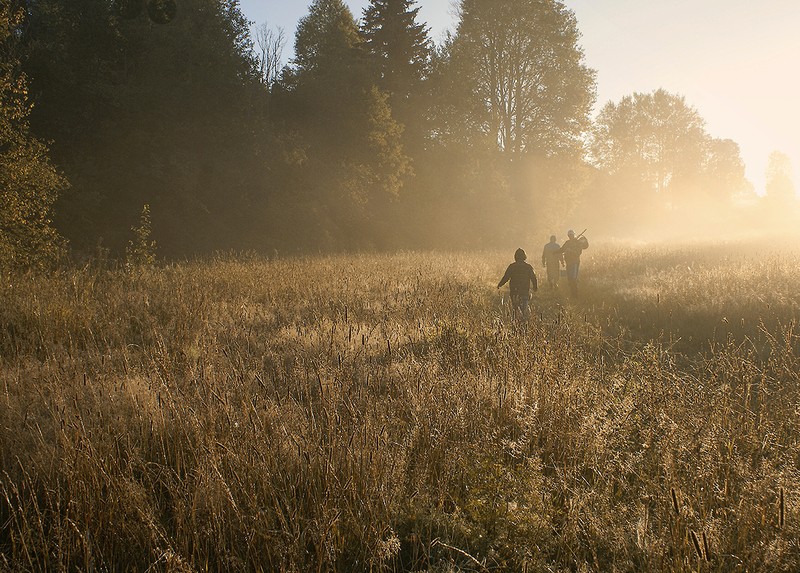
1;244;798;571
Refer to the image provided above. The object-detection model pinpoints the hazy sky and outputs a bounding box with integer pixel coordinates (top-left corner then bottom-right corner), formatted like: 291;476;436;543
239;0;799;194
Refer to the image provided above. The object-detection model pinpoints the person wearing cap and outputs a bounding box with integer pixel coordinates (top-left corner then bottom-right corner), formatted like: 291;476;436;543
497;248;538;320
541;235;564;289
559;229;589;297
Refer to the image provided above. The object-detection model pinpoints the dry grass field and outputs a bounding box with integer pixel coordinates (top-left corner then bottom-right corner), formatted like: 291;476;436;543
1;241;799;572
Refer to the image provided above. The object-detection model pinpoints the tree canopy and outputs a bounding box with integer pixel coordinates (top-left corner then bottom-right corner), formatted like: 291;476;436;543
587;89;753;236
446;0;596;157
21;0;262;255
0;2;66;268
0;0;773;264
361;0;431;102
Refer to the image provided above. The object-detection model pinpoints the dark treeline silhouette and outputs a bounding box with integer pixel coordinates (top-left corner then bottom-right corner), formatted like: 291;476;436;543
1;0;793;264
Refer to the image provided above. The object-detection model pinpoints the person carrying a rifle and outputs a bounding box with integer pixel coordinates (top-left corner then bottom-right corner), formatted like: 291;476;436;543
559;229;589;298
497;248;538;320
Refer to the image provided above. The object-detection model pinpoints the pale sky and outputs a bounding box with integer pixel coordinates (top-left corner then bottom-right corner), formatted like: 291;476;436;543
239;0;800;194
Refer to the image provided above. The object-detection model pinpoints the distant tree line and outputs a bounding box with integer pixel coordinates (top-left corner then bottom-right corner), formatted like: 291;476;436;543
0;0;794;266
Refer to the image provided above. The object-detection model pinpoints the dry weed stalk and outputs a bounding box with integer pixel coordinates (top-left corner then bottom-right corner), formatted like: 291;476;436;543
0;243;799;570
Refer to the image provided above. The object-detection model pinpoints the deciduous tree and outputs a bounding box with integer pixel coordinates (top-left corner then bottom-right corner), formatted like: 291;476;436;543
254;22;286;88
591;89;709;200
0;2;66;268
589;89;754;236
703;138;752;203
447;0;595;157
417;0;595;244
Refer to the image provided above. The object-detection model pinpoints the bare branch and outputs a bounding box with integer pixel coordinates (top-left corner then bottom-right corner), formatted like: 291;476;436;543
254;22;286;87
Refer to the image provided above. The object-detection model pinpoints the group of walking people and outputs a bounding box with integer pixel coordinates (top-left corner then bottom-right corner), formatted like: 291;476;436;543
496;229;589;319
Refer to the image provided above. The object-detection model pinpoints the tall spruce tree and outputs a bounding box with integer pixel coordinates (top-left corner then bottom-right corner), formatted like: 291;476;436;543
361;0;431;104
361;0;432;151
277;0;409;249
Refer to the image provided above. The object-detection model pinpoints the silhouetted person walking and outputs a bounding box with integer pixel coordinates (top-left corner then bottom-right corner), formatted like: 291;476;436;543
498;248;538;320
559;229;588;297
541;235;563;289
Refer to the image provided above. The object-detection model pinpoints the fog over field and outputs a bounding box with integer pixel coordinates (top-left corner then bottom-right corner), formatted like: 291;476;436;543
1;0;798;570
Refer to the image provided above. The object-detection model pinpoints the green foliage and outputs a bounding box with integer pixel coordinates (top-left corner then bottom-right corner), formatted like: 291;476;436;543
293;0;362;77
125;203;157;267
447;0;596;157
0;2;66;269
274;0;412;249
588;89;754;237
21;0;263;256
360;0;434;163
405;0;596;248
1;0;775;256
362;0;432;93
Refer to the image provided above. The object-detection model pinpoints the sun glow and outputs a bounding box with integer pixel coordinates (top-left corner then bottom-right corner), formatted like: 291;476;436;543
570;0;800;197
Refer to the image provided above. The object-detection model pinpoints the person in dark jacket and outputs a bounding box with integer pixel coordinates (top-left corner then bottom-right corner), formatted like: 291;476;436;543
541;235;564;289
559;229;589;297
497;248;538;319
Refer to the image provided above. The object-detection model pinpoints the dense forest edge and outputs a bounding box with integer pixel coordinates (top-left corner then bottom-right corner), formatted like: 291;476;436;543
1;0;797;269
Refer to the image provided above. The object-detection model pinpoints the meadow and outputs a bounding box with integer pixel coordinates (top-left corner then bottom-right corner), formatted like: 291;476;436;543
1;241;799;572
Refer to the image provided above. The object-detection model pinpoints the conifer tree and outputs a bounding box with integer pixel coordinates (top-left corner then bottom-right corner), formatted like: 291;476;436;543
278;0;410;248
361;0;432;103
361;0;433;149
21;0;262;256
